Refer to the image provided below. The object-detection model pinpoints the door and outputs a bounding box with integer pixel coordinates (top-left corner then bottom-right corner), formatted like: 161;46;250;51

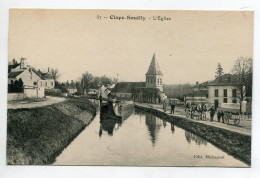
214;100;219;109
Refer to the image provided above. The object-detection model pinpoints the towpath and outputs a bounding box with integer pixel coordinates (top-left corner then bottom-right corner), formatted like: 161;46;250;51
8;96;66;109
135;102;251;136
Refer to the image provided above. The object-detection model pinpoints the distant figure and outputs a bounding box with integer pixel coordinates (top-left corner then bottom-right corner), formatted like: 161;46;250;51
208;106;216;122
163;100;167;112
170;101;175;114
217;110;221;122
221;110;225;123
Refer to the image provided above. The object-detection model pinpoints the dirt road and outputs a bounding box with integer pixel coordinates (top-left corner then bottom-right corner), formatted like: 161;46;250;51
8;96;66;109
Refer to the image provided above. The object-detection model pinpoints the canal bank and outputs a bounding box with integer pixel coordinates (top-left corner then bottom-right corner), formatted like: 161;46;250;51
135;103;251;166
7;98;96;165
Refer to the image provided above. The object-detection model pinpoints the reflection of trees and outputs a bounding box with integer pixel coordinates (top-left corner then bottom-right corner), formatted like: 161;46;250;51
185;131;207;146
145;113;162;146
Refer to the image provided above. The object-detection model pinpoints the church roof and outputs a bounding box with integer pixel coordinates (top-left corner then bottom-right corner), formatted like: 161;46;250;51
146;53;163;76
111;82;146;93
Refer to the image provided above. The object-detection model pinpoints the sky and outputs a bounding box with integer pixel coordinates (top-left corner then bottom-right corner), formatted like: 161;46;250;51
8;9;253;84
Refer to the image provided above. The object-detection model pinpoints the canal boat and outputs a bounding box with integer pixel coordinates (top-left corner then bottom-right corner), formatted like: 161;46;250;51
100;100;134;122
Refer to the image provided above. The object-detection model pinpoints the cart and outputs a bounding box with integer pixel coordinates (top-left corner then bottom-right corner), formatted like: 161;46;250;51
219;107;241;126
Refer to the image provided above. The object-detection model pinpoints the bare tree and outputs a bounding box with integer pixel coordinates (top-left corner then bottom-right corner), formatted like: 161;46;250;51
232;56;253;113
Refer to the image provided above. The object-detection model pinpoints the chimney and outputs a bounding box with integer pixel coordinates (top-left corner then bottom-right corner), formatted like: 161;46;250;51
20;58;27;69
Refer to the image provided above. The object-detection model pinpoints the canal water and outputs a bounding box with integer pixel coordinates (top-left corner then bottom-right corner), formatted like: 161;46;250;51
54;107;247;167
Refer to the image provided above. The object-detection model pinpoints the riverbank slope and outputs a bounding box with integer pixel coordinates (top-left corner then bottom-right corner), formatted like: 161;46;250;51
7;98;96;165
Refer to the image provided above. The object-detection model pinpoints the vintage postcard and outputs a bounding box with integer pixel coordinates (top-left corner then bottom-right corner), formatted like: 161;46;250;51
7;9;253;167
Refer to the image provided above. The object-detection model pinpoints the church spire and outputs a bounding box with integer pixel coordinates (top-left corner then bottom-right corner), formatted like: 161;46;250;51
146;53;163;76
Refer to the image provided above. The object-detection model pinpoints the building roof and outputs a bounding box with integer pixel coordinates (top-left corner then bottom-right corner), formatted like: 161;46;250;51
8;63;20;73
8;71;24;78
41;73;54;80
112;82;146;93
208;74;240;86
146;53;163;76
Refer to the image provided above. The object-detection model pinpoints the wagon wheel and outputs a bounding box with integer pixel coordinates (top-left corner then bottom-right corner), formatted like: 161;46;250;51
234;119;240;125
224;115;229;124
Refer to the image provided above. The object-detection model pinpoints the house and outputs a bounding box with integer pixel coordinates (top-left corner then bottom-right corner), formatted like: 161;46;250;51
39;68;55;89
207;74;243;109
8;58;45;100
67;87;77;95
184;81;209;105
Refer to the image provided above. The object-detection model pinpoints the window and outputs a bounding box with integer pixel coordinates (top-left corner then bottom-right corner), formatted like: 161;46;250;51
157;79;159;85
232;89;237;97
228;76;232;83
223;98;228;103
232;99;237;103
224;89;227;97
215;89;218;97
147;79;149;85
160;79;162;85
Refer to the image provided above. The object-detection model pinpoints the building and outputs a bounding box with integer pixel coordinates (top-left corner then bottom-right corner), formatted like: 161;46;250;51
40;68;55;89
145;53;163;92
8;58;45;100
112;53;165;103
184;81;209;105
111;82;146;100
207;74;243;109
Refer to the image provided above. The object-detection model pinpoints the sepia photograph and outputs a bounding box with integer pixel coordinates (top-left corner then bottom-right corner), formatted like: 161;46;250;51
6;9;253;167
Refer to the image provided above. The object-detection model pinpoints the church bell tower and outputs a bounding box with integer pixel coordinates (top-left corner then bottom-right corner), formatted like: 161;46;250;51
145;53;163;92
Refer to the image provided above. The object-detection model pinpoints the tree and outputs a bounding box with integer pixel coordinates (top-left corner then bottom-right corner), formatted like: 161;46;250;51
232;56;253;113
81;72;94;92
215;63;224;78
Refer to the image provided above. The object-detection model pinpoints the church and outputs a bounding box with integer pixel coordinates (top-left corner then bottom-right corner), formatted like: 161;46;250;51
111;53;165;104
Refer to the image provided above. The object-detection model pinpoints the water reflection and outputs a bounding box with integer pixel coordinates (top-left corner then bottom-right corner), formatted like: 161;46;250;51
145;113;162;146
185;131;207;146
99;115;122;137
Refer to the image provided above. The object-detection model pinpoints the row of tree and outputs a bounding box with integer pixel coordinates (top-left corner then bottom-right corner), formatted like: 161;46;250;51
55;72;116;95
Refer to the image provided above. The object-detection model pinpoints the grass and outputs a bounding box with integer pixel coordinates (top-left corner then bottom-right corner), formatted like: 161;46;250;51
7;98;96;165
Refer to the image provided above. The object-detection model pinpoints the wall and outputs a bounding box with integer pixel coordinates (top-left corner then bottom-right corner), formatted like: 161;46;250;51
17;70;42;87
115;92;132;99
208;85;239;107
24;87;45;98
38;79;55;89
8;93;24;101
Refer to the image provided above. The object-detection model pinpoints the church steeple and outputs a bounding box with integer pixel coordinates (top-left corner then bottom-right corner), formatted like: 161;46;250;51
145;53;163;91
146;53;163;75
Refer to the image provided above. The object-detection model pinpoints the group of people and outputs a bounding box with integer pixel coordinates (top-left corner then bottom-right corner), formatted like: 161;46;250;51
163;100;226;123
204;106;225;123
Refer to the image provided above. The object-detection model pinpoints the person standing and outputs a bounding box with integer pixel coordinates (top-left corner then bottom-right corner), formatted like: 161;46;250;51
217;110;221;122
208;106;215;122
220;110;225;123
171;101;175;114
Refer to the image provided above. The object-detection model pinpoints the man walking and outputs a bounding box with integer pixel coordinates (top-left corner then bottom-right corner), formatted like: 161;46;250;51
208;106;215;122
170;101;175;114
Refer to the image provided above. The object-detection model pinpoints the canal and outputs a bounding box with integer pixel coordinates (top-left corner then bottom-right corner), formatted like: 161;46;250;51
54;107;248;167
